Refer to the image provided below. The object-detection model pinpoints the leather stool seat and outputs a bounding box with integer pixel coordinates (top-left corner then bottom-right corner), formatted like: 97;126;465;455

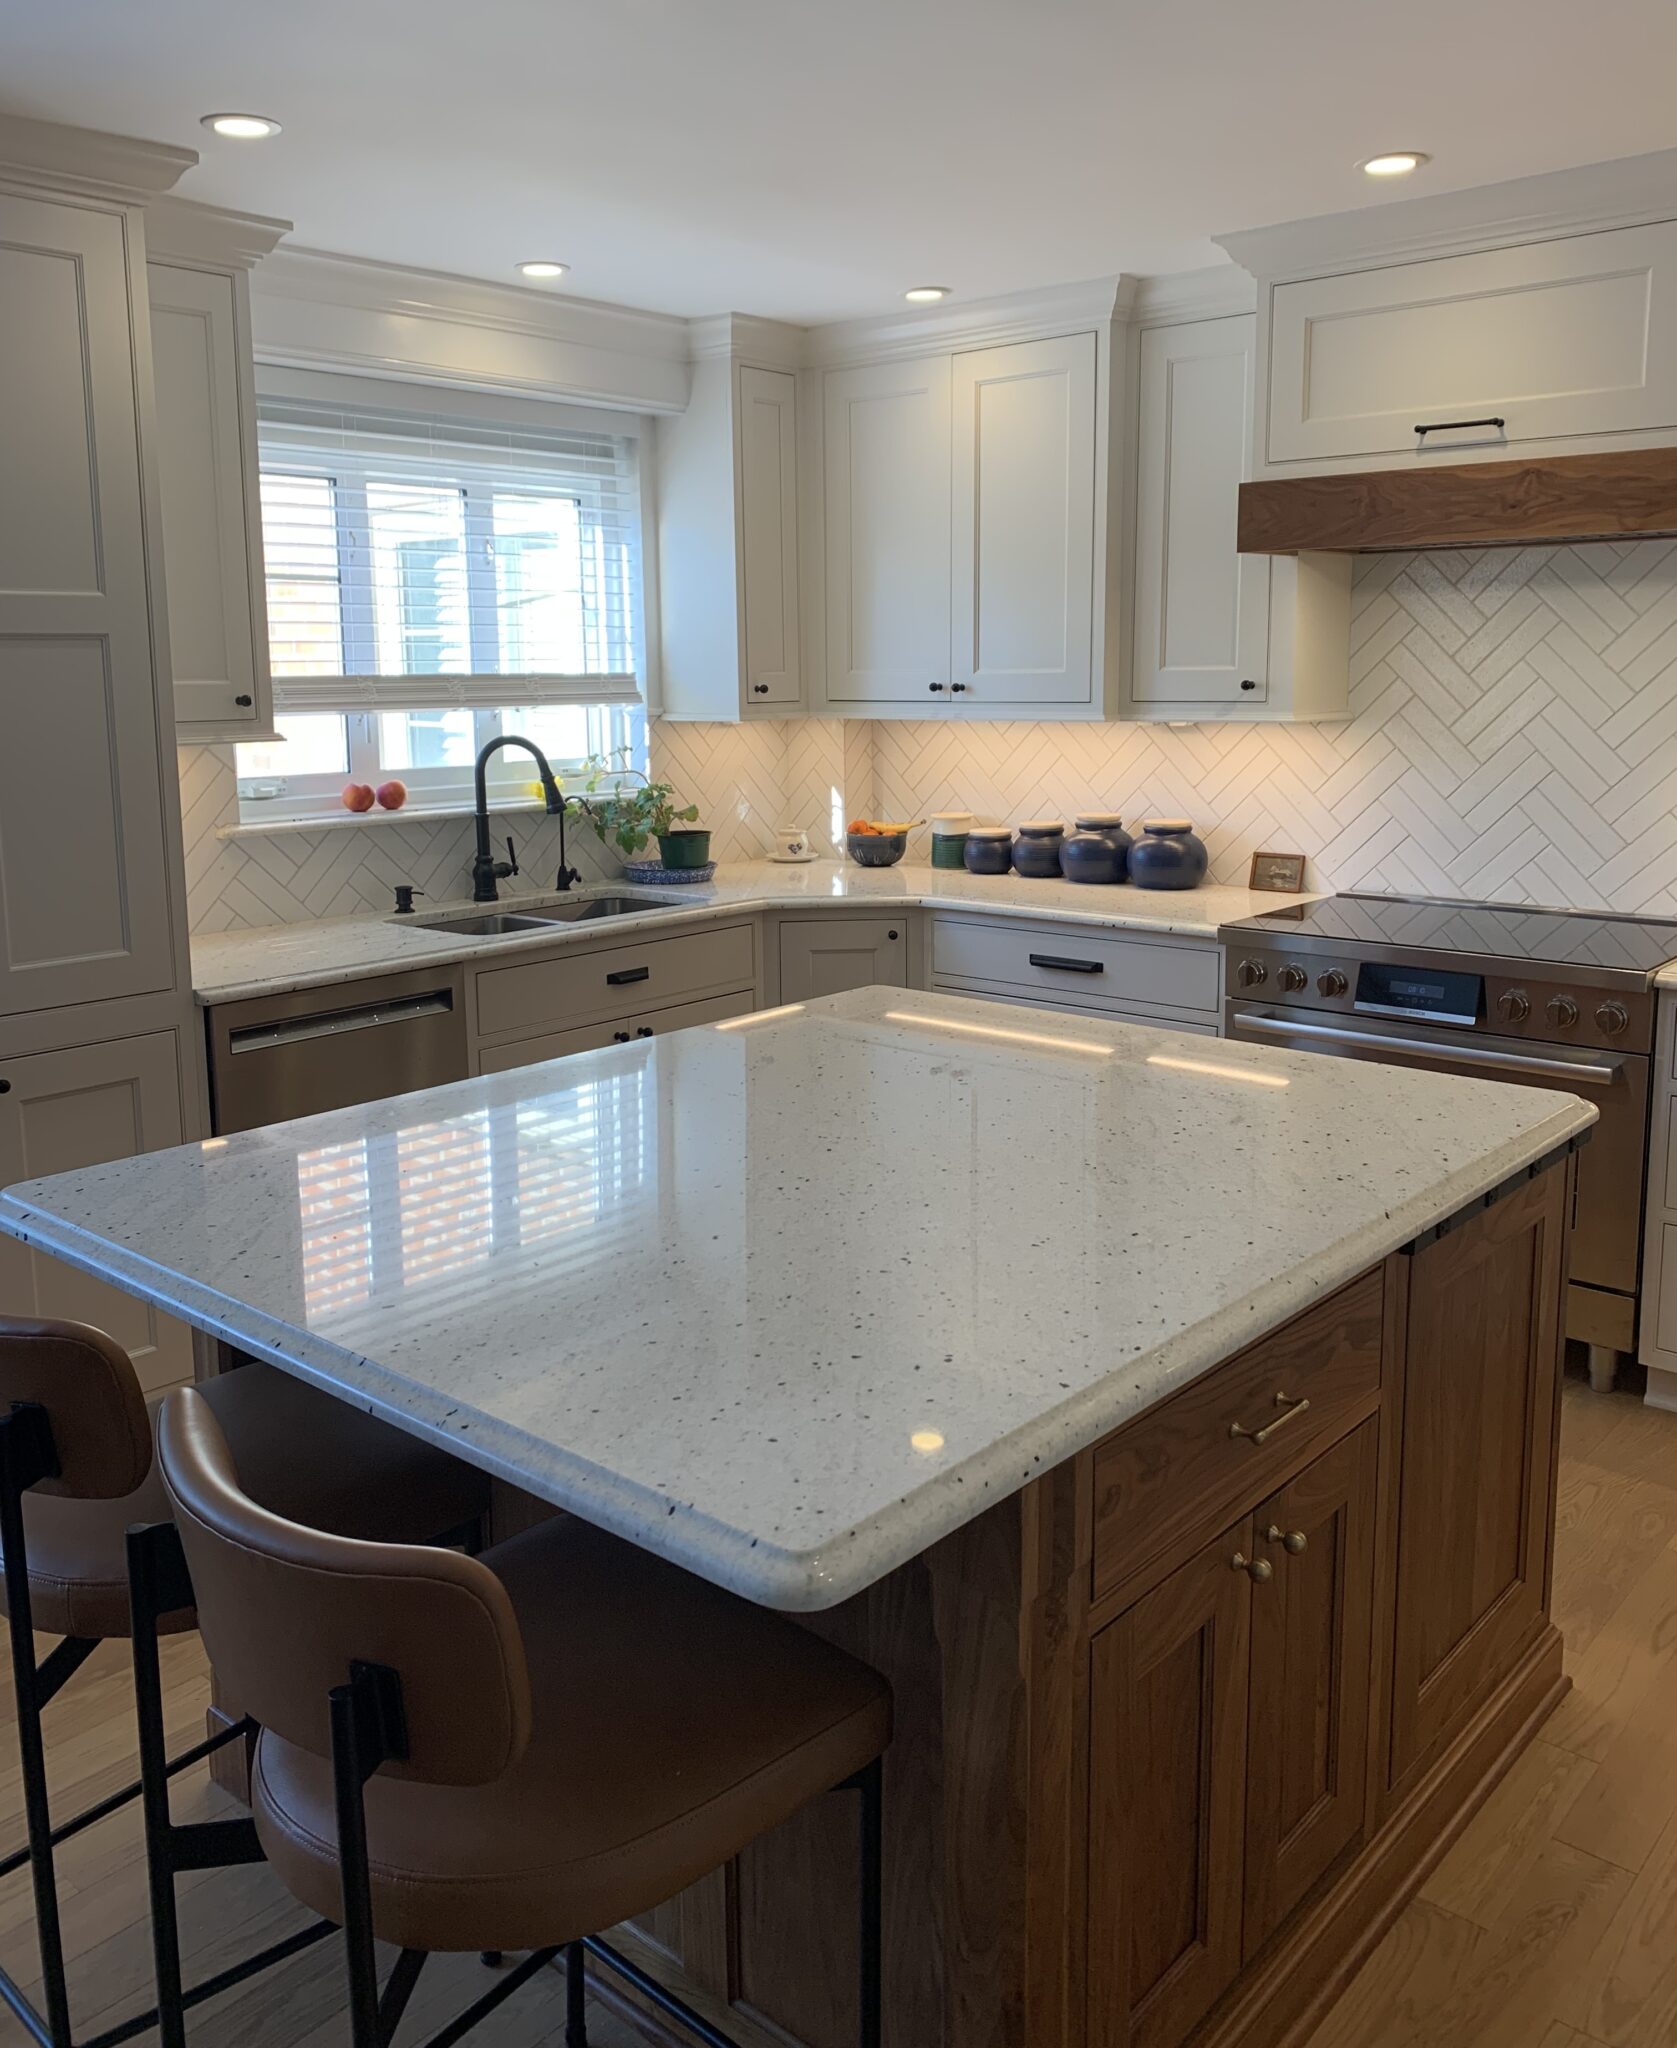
2;1365;488;1640
251;1515;892;1954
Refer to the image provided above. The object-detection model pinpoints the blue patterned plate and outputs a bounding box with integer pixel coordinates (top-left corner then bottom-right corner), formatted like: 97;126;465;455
620;858;718;886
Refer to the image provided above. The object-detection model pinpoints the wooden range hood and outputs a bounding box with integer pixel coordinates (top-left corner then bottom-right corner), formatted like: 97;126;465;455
1238;446;1677;554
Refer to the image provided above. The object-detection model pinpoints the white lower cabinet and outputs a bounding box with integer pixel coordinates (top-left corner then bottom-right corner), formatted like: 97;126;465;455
477;989;755;1076
929;914;1222;1026
778;917;908;1001
0;1031;193;1391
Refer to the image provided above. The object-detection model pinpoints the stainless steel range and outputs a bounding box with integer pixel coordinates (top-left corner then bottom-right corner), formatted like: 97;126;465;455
1219;893;1677;1384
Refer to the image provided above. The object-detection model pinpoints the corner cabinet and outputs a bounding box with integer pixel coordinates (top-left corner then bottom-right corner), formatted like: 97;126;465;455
1128;314;1350;722
658;344;804;720
776;917;909;1001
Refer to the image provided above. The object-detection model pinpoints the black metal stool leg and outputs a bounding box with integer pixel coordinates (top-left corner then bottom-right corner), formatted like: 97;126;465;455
564;1941;587;2047
0;1405;74;2048
331;1662;412;2048
856;1757;882;2048
126;1524;192;2048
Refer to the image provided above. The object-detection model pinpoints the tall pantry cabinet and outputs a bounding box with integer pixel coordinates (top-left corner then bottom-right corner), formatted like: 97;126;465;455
0;118;206;1389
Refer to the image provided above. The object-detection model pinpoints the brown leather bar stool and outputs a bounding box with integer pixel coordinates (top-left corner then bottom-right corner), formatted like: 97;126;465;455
159;1382;893;2048
0;1317;490;2048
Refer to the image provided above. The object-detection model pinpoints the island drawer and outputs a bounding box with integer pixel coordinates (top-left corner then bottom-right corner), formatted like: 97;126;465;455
930;914;1220;1016
1091;1267;1385;1608
474;920;757;1039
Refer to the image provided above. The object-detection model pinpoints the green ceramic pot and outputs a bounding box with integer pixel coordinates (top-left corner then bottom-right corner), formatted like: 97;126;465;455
657;827;712;870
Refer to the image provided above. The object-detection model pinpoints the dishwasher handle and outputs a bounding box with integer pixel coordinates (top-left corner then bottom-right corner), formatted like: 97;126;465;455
227;989;454;1055
1230;1008;1623;1088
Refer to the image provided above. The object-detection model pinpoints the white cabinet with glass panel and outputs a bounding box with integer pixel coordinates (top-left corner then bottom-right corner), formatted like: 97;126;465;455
234;377;652;822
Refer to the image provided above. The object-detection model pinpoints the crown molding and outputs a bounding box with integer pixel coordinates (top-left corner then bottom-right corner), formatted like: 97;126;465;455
145;195;290;271
1216;147;1677;282
0;112;195;201
1129;263;1255;326
804;274;1134;366
686;312;806;367
249;246;692;414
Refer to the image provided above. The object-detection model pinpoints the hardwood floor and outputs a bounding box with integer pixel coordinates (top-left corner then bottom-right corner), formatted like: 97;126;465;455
3;1363;1677;2048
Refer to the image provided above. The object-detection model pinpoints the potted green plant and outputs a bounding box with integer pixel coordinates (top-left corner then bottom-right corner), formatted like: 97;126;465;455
576;757;711;869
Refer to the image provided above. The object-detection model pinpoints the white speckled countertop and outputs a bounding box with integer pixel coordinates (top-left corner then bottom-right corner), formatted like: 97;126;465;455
0;988;1593;1610
1653;963;1677;990
190;860;1319;1005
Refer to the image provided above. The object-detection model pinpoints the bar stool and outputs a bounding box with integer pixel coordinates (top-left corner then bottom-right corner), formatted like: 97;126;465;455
158;1382;893;2048
0;1317;490;2048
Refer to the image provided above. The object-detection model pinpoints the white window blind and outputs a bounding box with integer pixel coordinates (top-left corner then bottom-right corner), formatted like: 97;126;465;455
257;397;645;712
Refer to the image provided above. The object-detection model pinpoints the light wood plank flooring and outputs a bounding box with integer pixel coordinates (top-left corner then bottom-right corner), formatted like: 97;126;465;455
4;1366;1677;2048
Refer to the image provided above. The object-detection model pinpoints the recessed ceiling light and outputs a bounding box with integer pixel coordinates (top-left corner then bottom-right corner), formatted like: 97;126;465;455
200;112;281;140
904;285;951;303
517;260;569;280
1359;151;1429;178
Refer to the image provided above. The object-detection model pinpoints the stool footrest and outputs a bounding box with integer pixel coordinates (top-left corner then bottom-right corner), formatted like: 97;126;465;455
583;1937;745;2048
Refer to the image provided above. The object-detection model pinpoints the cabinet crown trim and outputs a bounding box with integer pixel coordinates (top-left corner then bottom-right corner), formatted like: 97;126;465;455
806;274;1133;367
147;196;290;271
0;112;196;200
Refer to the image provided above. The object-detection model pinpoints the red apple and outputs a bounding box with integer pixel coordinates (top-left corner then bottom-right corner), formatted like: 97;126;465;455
375;780;408;812
341;782;375;813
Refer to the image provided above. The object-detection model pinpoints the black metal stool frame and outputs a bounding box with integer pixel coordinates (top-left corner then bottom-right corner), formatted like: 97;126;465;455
0;1401;337;2048
329;1657;884;2048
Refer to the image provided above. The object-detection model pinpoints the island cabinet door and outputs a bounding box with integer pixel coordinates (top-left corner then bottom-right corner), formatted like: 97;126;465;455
1386;1167;1566;1798
1088;1519;1253;2048
1242;1418;1379;1956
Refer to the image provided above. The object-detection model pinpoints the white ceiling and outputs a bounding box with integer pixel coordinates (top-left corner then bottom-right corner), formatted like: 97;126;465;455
7;0;1677;324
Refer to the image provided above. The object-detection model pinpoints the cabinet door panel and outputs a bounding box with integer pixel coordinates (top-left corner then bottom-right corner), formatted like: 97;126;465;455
148;262;263;733
0;1033;192;1391
1244;1419;1378;1953
823;355;951;704
1388;1170;1565;1793
778;918;907;1002
951;333;1095;706
0;192;175;1014
1089;1524;1250;2048
738;366;801;707
1132;317;1270;710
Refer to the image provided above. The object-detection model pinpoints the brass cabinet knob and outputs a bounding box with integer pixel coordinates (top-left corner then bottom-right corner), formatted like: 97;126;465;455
1230;1552;1273;1583
1265;1524;1308;1555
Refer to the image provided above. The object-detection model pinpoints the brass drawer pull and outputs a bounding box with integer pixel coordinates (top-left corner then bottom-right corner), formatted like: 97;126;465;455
1265;1524;1308;1555
1230;1552;1273;1584
1228;1391;1310;1445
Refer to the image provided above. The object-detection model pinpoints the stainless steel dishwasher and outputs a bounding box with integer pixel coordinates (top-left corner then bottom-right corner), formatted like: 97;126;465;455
206;965;469;1134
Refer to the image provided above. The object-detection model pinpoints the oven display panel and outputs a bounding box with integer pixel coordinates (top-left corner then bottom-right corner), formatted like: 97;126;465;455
1353;963;1483;1027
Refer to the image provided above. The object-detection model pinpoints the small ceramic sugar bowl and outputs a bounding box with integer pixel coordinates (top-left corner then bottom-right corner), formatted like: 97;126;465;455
963;825;1013;876
1012;820;1065;879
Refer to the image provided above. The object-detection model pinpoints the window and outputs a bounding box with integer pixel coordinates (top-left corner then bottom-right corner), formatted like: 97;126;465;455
238;393;648;820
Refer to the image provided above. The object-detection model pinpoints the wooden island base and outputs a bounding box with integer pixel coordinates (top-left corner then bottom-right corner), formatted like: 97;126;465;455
589;1159;1573;2048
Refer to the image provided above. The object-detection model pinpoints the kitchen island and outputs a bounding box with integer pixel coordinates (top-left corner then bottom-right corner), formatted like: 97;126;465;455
0;989;1594;2048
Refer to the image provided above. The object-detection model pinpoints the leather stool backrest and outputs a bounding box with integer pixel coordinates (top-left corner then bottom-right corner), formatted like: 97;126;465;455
159;1387;533;1788
0;1317;151;1500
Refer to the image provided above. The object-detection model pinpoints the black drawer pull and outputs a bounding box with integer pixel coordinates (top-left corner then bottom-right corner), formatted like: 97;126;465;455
605;965;651;987
1029;953;1104;974
1414;416;1505;438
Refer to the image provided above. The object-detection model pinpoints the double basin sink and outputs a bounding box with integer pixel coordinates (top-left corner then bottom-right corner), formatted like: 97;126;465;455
403;895;667;938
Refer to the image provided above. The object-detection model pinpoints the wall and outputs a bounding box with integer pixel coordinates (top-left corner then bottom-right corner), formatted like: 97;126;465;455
179;543;1677;931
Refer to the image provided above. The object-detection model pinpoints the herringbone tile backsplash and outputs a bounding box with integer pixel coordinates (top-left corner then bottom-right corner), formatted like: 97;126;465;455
181;544;1677;932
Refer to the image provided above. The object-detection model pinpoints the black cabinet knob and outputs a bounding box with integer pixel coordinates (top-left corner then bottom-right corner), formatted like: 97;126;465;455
1239;679;1258;693
233;693;253;708
887;929;899;941
636;1026;654;1038
928;682;945;693
0;1078;11;1094
752;684;769;695
612;1031;631;1043
950;683;968;693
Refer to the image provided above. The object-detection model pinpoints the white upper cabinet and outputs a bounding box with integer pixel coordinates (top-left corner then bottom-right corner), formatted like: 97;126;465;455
0;188;177;1016
950;333;1096;709
823;353;953;707
657;343;804;720
147;259;272;738
1131;316;1270;713
1259;221;1677;474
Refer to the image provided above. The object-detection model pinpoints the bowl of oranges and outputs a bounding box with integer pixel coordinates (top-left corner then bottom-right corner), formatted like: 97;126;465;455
846;819;915;867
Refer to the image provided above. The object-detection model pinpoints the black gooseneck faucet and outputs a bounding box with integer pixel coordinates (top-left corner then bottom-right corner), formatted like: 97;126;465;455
471;734;566;902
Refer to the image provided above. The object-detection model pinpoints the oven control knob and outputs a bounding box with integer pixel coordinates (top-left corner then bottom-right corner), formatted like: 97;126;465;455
1236;958;1268;989
1496;991;1530;1025
1596;1000;1630;1037
1546;995;1579;1029
1278;964;1309;993
1316;969;1348;999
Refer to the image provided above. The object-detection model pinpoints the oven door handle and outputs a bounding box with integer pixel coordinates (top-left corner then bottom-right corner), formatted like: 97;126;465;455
1229;1010;1625;1087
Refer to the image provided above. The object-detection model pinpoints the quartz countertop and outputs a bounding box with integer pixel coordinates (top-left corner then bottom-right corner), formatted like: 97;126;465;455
189;860;1318;1005
0;987;1593;1611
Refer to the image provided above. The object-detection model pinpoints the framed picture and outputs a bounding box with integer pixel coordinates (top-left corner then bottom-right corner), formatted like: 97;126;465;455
1249;850;1307;894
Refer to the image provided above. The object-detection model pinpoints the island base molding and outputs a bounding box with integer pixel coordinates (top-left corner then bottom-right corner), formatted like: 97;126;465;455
573;1158;1573;2048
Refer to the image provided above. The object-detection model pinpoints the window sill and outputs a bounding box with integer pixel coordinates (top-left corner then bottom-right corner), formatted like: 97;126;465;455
218;796;559;842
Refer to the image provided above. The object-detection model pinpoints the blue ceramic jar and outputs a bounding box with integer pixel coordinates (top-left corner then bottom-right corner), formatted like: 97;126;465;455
1064;811;1138;884
1012;821;1065;879
963;825;1013;876
1128;818;1209;890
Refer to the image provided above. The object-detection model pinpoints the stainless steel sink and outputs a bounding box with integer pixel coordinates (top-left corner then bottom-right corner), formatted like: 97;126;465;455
405;896;666;937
